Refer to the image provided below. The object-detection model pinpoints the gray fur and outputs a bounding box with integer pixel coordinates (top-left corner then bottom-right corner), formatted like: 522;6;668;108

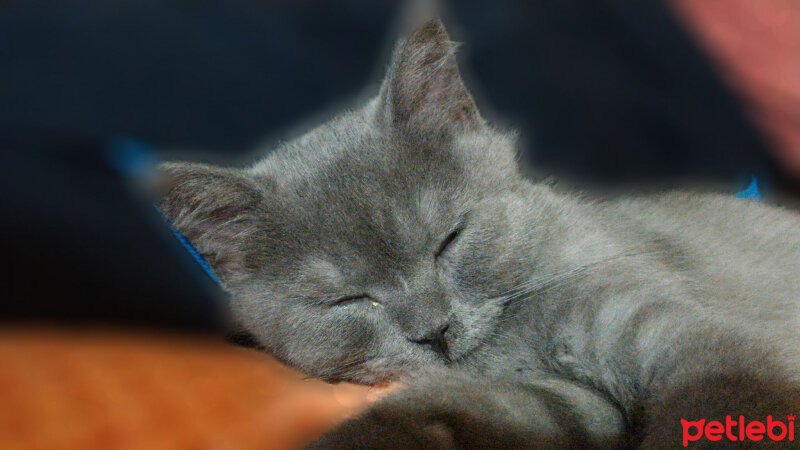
159;19;800;448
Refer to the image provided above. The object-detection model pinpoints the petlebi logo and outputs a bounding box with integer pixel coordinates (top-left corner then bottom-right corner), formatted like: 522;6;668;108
681;414;795;447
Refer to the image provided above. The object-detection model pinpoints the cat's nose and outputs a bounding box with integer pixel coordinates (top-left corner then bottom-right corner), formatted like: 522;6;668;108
408;323;451;360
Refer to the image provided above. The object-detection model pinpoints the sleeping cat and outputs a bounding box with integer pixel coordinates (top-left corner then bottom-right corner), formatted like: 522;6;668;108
159;18;800;448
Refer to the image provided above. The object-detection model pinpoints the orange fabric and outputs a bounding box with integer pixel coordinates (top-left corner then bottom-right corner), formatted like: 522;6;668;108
0;328;390;450
672;0;800;175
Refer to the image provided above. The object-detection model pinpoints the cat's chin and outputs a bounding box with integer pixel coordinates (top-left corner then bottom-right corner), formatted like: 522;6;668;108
320;356;449;386
447;341;482;365
320;367;410;386
322;373;397;386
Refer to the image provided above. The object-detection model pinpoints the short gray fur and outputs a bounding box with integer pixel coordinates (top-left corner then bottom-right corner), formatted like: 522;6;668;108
159;19;800;449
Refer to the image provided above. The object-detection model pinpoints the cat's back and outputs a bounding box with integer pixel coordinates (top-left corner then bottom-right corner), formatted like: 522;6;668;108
601;192;800;332
614;191;800;259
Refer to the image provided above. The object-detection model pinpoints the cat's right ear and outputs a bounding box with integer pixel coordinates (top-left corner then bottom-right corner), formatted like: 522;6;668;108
157;162;265;284
376;18;482;138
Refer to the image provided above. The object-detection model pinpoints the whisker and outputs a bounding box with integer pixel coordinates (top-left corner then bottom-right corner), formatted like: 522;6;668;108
498;246;657;307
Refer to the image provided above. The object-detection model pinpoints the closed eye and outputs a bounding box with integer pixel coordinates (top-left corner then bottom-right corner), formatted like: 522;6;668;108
330;294;371;306
435;225;463;258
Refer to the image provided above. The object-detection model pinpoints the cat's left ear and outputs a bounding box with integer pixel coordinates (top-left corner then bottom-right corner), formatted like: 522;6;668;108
377;18;482;137
157;162;266;285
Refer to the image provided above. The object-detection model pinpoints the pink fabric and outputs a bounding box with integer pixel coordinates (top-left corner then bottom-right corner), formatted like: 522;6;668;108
671;0;800;175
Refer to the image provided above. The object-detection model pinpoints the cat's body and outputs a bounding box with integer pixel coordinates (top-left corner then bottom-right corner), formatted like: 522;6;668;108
160;19;799;448
451;190;800;376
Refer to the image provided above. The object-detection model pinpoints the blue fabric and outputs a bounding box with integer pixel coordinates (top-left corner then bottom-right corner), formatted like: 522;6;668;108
154;206;221;285
107;137;221;285
736;176;761;201
108;137;158;177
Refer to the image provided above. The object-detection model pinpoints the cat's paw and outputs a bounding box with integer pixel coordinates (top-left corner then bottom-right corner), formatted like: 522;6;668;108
308;403;460;450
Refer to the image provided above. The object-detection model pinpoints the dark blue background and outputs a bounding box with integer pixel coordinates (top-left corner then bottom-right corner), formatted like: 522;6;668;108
0;0;772;330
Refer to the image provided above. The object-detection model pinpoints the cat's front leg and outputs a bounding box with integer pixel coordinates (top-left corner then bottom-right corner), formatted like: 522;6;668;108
309;372;627;449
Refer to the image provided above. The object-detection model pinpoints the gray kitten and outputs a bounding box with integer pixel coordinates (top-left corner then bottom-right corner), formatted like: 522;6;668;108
159;19;800;449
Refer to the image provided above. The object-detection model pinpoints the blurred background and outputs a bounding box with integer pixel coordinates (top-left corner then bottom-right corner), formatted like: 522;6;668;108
1;1;798;448
1;0;798;331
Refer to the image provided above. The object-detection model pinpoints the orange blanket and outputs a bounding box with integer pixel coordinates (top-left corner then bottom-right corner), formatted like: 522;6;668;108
0;327;390;450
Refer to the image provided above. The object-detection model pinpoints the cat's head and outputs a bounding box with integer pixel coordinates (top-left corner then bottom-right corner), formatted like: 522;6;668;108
160;19;547;384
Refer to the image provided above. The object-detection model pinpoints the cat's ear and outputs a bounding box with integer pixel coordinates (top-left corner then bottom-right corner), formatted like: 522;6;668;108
157;162;265;284
377;18;482;136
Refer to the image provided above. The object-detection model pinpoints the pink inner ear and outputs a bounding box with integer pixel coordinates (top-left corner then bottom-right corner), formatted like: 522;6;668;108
384;20;481;131
427;77;450;102
183;210;253;283
453;105;470;122
416;66;477;127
